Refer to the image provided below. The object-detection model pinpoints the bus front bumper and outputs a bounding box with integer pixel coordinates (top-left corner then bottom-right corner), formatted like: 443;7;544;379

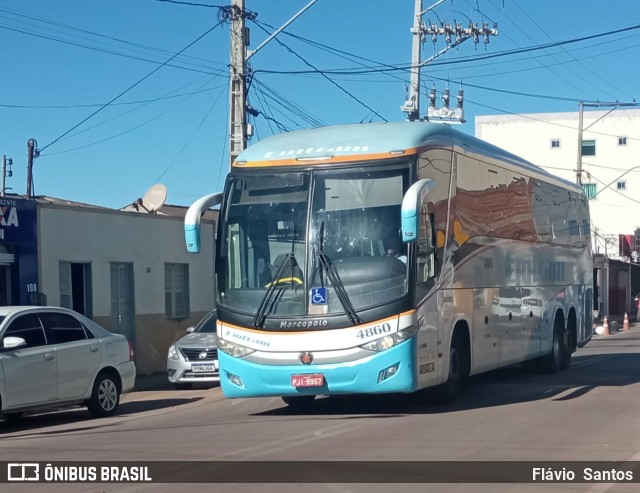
218;338;417;398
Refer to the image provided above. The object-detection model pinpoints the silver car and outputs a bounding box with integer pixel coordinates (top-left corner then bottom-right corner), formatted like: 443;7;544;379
0;306;136;420
167;310;219;390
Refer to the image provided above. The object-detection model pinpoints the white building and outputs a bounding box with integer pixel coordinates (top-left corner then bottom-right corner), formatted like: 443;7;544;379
476;109;640;319
1;195;216;375
476;108;640;258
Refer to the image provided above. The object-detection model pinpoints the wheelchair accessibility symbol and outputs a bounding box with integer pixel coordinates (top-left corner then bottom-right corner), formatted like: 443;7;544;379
311;287;328;305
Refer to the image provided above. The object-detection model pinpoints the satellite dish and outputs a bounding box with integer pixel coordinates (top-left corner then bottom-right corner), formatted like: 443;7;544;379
141;184;167;213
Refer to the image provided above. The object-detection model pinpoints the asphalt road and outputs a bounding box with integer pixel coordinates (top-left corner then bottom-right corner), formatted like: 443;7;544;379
1;327;639;493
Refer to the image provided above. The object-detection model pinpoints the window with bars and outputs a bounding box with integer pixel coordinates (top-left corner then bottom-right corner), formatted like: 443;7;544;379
165;263;190;319
618;136;628;146
550;139;560;149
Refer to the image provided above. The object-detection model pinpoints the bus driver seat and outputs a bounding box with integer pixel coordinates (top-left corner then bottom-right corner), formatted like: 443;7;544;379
269;254;304;287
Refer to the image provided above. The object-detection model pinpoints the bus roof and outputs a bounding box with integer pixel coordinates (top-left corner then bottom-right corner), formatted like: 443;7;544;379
234;121;582;193
235;121;451;165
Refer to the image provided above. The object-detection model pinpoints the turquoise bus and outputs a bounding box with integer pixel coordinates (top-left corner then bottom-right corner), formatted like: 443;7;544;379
185;121;593;406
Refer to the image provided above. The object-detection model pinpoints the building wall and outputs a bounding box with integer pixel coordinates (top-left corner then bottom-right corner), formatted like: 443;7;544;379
37;204;216;375
476;109;640;257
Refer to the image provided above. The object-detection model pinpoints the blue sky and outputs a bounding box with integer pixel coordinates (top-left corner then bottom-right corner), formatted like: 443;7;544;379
1;0;639;208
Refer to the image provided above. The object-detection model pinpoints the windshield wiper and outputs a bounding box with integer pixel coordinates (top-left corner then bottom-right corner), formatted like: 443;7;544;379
252;253;293;329
316;222;361;326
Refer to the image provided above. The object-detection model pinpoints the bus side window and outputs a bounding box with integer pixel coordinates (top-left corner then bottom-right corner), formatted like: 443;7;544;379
417;206;437;285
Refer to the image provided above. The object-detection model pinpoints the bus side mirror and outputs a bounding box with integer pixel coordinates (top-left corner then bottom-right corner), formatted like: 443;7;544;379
401;179;436;243
185;193;223;253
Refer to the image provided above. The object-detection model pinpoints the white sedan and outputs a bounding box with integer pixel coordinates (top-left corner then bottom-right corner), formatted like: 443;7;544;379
0;306;136;420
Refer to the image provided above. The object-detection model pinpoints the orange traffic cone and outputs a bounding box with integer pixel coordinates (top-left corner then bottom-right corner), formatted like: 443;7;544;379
603;316;610;336
623;312;630;332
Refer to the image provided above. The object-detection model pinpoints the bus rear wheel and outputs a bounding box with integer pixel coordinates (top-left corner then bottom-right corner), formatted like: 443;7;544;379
539;316;569;374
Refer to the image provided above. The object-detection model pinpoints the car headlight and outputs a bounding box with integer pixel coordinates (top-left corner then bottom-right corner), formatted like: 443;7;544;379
168;345;179;360
359;325;418;352
217;338;256;358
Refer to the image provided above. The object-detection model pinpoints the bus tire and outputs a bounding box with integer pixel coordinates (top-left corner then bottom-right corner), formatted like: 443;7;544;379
282;395;315;408
539;316;566;374
427;335;464;404
559;327;572;370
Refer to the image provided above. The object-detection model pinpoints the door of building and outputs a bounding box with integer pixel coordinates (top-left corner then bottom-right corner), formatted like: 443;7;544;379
110;262;135;343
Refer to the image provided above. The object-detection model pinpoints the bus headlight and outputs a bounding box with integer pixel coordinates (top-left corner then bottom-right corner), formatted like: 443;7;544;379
359;325;418;352
217;338;256;358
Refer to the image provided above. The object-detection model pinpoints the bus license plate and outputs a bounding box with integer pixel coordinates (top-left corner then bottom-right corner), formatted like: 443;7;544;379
291;374;324;388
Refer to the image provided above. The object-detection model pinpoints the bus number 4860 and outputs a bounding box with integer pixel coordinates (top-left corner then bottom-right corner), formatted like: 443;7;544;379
356;323;392;339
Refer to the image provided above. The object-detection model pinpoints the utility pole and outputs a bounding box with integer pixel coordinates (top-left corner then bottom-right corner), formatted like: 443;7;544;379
1;155;12;197
227;0;317;167
1;155;5;198
228;0;249;167
401;0;497;122
576;100;637;185
576;101;584;185
27;138;37;199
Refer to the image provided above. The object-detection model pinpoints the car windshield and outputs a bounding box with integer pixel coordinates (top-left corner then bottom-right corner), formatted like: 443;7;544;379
194;312;217;333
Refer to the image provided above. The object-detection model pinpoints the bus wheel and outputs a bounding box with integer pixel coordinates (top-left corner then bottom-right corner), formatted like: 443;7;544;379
559;326;572;370
539;317;566;374
282;395;315;408
427;337;464;404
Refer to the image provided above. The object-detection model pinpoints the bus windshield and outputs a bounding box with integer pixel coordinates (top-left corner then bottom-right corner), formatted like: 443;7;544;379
219;163;411;324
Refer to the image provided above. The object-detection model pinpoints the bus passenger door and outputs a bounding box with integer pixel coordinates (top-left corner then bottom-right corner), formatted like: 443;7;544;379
416;298;440;389
472;288;499;373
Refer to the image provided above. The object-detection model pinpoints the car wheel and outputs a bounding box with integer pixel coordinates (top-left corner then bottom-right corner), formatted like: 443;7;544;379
174;382;193;390
87;373;120;418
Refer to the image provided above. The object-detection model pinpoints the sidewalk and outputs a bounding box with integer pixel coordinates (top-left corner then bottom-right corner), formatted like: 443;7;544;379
592;315;637;337
133;372;171;392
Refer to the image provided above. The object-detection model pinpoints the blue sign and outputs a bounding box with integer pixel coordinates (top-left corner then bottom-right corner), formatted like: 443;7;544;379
0;198;38;305
0;197;37;244
311;287;328;305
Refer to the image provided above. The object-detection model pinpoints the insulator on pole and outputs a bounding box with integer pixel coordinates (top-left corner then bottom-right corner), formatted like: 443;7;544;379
457;89;464;109
442;88;450;109
429;87;437;108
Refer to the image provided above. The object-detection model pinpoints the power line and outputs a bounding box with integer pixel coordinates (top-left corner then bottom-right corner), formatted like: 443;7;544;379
251;19;388;123
0;6;226;69
151;0;225;7
0;84;224;109
0;23;225;76
46;78;224;153
39;21;224;154
507;0;634;101
252;22;640;77
471;0;599;100
252;79;325;128
466;98;640;143
153;85;226;183
44;78;223;156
